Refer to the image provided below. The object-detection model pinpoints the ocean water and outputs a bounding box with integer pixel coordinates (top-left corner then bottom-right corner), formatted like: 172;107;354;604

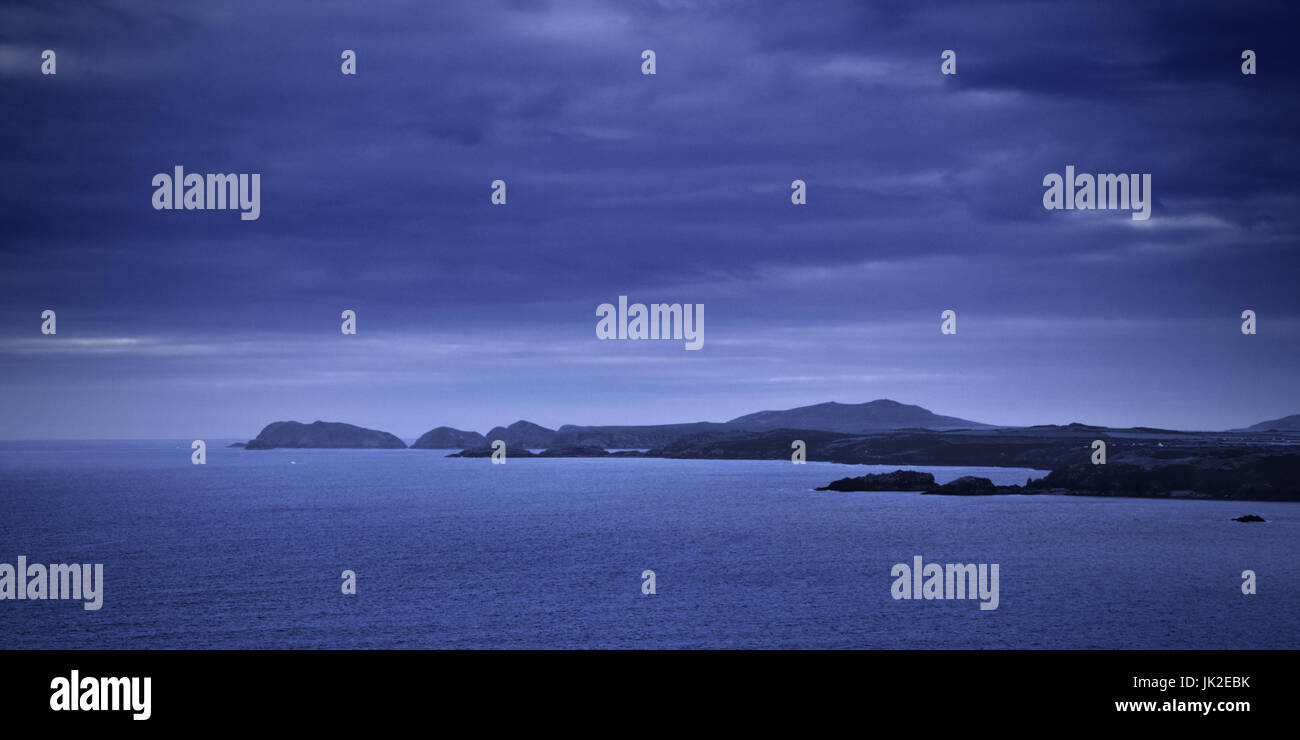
0;440;1295;649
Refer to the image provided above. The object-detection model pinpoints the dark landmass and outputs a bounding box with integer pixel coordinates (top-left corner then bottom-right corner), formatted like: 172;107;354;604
1244;413;1300;432
652;428;849;460
1031;454;1300;501
728;399;993;433
414;398;1000;450
446;445;643;458
552;422;733;448
535;446;610;457
447;445;536;458
245;421;406;450
408;401;1300;459
484;420;559;448
817;453;1300;502
815;470;936;491
923;476;1029;496
245;401;1300;501
1233;514;1266;522
654;426;1073;466
651;424;1287;470
228;442;246;448
411;426;488;449
537;399;990;448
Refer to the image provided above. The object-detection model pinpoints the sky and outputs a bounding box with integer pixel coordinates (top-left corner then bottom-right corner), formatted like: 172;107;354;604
1;0;1298;439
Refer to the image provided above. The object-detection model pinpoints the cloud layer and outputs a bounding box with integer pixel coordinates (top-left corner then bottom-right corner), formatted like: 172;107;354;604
2;0;1297;437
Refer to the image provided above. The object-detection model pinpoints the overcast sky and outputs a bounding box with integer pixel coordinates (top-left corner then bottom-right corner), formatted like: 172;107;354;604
1;0;1298;438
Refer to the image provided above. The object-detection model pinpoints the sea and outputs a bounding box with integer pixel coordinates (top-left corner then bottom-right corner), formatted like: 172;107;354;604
1;440;1295;649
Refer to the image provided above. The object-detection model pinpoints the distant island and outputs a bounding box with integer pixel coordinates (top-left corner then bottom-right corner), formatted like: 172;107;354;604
243;399;991;450
239;399;1300;502
411;426;487;449
245;421;406;450
814;460;1300;502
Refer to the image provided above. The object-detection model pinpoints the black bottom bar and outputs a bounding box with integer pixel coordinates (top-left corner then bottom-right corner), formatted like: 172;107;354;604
2;649;1289;727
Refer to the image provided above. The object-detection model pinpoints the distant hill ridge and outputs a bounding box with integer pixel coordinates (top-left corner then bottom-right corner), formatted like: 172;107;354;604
725;399;991;433
243;403;1300;449
477;399;993;448
1244;414;1300;432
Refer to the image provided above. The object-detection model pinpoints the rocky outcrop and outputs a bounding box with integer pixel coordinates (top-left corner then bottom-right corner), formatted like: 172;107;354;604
244;421;406;450
923;476;1028;496
411;426;488;449
535;446;611;457
1032;454;1300;501
815;470;936;491
816;455;1300;501
484;421;558;449
447;445;536;458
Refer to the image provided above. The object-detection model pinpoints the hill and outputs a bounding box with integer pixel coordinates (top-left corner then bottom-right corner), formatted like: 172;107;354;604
726;399;991;433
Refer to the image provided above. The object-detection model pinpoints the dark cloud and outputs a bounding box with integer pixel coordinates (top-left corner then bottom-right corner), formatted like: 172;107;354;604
0;0;1297;436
